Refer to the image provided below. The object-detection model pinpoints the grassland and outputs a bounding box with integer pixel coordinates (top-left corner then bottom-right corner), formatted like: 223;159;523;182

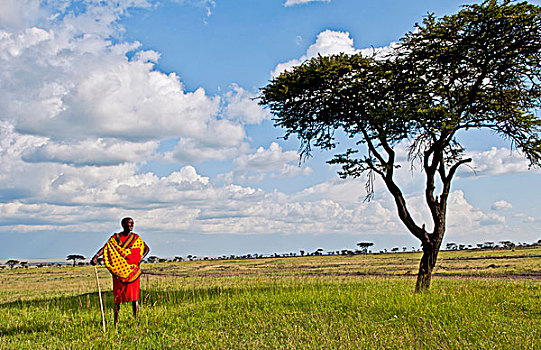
1;247;540;349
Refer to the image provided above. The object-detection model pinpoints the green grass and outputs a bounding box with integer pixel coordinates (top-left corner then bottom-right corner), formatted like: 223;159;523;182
1;248;540;349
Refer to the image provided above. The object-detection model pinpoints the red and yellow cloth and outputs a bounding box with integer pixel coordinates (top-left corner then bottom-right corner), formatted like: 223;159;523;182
103;233;145;284
113;275;140;303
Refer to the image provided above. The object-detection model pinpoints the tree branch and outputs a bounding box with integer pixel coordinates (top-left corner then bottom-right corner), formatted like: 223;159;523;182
445;157;472;187
440;157;473;212
383;176;430;243
360;127;387;167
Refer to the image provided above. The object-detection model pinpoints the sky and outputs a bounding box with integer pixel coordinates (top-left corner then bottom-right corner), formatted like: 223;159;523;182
0;0;540;260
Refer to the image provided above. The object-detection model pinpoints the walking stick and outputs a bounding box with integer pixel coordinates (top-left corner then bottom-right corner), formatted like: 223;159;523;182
94;265;106;332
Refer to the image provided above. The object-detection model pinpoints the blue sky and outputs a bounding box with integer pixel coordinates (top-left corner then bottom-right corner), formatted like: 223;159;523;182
0;0;539;260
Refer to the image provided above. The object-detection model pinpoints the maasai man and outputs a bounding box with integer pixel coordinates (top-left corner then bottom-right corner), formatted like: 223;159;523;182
91;217;150;325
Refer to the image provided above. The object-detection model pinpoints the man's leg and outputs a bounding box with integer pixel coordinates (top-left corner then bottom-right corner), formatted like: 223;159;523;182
114;303;120;325
132;301;139;319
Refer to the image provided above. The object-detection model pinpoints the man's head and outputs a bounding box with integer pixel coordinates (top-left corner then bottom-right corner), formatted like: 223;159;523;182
121;217;134;232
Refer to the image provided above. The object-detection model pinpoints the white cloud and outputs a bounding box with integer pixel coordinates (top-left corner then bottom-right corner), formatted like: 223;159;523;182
0;0;44;31
446;191;506;229
225;142;312;183
223;84;271;125
491;200;512;211
0;0;248;169
459;147;536;177
271;29;397;77
234;142;298;171
166;137;250;164
0;0;286;244
386;144;539;191
4;46;221;141
0;153;515;242
284;0;331;7
295;178;366;204
0;0;257;215
0;1;537;256
272;30;359;77
134;49;161;63
22;138;158;166
296;181;507;236
274;163;313;178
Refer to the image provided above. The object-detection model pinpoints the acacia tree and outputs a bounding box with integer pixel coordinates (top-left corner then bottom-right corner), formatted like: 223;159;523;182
66;254;85;267
357;242;374;254
6;260;19;269
260;0;541;291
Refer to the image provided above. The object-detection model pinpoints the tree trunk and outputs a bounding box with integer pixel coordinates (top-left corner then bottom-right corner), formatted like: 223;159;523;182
415;243;441;292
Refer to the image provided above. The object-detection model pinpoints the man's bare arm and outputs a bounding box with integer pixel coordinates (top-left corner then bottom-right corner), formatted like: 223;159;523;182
142;243;150;260
91;246;105;266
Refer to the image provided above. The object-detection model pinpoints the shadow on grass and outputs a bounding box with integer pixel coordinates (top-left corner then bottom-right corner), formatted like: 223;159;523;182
0;284;298;312
0;286;254;336
0;323;51;336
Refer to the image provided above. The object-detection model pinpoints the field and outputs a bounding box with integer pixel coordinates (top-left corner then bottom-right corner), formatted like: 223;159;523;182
1;247;540;349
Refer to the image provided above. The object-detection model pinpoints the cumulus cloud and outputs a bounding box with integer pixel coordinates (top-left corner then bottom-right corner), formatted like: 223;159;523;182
234;142;298;171
284;0;330;7
491;200;512;211
271;29;397;77
275;163;313;178
458;147;536;177
2;35;221;141
223;84;271;125
166;137;250;164
272;30;359;77
0;149;513;244
296;180;507;236
0;122;61;201
0;0;259;220
22;139;158;166
0;1;535;254
0;0;279;247
0;0;44;31
387;144;537;187
0;0;249;171
223;142;312;183
446;191;506;229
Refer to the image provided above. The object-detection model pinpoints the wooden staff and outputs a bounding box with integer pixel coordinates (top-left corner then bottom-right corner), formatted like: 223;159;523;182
94;265;106;332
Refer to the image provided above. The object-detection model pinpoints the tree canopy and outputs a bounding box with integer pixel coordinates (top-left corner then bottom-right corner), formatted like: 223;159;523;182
66;254;85;267
6;260;19;269
260;0;541;291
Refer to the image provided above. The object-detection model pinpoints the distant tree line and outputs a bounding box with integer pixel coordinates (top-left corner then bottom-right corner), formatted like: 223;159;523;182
444;240;537;251
2;239;539;269
128;238;541;263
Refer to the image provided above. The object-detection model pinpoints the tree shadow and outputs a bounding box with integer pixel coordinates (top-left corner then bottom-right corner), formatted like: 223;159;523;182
0;284;287;313
0;291;110;310
1;323;51;336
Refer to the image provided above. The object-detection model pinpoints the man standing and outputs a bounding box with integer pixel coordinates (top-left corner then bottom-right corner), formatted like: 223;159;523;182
91;217;150;325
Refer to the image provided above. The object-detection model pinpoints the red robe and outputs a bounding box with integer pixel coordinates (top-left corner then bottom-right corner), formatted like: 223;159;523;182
112;233;141;303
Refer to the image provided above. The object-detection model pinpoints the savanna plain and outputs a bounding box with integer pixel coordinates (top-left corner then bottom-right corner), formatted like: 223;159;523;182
1;247;540;349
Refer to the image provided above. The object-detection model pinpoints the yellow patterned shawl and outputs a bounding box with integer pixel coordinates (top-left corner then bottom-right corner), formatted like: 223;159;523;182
103;233;145;283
